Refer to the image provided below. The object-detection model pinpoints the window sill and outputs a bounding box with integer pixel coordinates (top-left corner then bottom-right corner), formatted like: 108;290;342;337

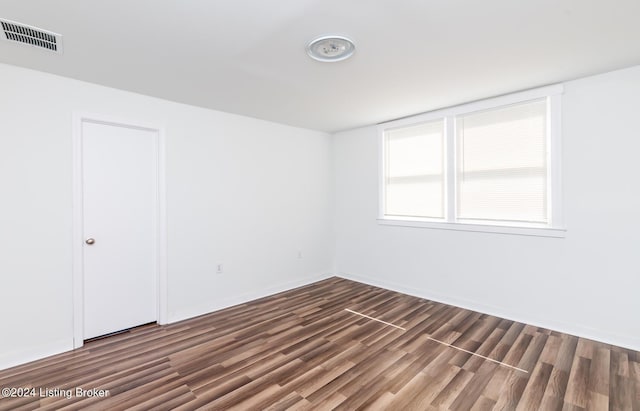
377;217;566;238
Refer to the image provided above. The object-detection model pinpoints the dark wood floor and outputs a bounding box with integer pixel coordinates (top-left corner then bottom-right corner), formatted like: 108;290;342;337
0;277;638;410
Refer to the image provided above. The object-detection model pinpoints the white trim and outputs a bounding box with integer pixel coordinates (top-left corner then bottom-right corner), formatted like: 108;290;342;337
157;129;168;325
337;272;640;352
0;339;73;372
425;336;528;373
445;116;456;221
168;272;332;323
344;309;406;330
377;127;386;222
71;112;84;349
549;93;564;228
449;84;563;116
378;84;565;236
71;112;168;348
344;308;527;372
378;217;566;238
378;84;563;128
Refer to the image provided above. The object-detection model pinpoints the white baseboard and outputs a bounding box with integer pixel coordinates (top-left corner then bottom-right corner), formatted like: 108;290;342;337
4;271;634;373
337;271;640;352
168;272;333;324
0;273;333;372
0;339;74;372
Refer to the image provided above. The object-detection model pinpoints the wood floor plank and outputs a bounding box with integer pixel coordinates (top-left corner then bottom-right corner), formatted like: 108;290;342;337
493;371;529;410
566;356;592;408
471;395;497;411
390;364;460;409
539;393;564;411
630;360;640;411
588;346;611;398
516;362;554;411
586;391;609;411
0;277;638;410
449;361;498;411
481;365;512;403
430;367;475;409
539;334;563;365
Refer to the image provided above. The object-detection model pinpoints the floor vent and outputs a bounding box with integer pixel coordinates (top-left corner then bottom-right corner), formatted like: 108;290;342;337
0;18;63;54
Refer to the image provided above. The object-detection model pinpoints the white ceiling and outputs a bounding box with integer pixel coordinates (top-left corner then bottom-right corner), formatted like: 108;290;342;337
1;1;640;132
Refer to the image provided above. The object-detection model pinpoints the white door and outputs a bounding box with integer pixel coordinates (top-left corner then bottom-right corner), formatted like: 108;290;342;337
82;121;158;340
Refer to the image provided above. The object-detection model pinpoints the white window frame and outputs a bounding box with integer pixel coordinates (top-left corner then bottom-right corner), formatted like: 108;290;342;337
378;84;565;238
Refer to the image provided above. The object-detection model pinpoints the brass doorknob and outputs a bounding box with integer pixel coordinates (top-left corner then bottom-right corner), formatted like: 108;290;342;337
85;238;95;245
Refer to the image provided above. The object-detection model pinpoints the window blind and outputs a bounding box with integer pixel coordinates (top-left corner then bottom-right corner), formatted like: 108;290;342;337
456;99;548;223
384;120;444;218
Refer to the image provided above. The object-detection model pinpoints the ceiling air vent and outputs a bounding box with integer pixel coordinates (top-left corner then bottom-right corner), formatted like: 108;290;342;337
0;18;63;54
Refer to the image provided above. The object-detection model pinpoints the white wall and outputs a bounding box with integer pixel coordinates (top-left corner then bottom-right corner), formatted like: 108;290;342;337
0;63;333;370
2;61;639;371
334;65;640;351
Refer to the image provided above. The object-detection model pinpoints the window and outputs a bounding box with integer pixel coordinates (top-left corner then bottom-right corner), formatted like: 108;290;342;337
379;85;564;237
456;99;547;223
384;120;444;218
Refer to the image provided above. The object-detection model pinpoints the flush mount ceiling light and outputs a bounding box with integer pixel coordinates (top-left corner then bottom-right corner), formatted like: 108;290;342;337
306;35;355;62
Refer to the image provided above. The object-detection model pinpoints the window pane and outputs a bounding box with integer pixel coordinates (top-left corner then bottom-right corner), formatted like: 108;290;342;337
385;120;444;218
456;99;547;223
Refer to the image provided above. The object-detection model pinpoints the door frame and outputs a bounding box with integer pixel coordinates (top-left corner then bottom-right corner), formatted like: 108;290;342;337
72;112;168;349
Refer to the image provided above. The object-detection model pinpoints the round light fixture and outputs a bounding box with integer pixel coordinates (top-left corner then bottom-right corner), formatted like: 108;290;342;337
306;35;356;62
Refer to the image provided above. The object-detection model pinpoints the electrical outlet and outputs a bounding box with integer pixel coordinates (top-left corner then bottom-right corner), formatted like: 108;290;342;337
216;264;223;274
